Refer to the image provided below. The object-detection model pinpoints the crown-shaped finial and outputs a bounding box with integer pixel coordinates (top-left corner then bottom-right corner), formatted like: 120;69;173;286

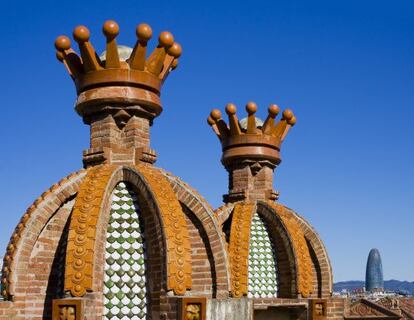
55;20;182;122
208;102;296;167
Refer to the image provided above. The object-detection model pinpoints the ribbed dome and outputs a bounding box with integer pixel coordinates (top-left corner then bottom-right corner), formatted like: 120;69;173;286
215;200;333;299
0;164;231;318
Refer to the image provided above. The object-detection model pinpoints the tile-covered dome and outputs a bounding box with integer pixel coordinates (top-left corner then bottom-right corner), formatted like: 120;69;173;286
216;201;332;301
1;164;230;319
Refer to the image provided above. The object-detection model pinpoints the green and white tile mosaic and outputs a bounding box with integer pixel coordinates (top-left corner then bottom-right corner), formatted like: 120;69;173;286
103;182;148;320
248;213;278;298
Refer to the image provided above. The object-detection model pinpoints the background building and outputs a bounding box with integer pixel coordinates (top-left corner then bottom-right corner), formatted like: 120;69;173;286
366;249;385;292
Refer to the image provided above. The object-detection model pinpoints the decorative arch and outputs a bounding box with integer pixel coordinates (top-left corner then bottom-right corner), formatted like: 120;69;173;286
272;203;333;297
225;201;314;299
258;201;314;298
227;202;299;298
64;164;192;297
161;168;231;298
132;165;192;296
1;169;86;300
65;165;117;297
103;181;148;319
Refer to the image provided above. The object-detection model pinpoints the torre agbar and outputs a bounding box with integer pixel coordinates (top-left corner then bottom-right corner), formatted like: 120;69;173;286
0;20;342;320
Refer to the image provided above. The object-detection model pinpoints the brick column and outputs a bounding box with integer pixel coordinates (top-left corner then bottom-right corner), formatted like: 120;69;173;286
207;103;296;204
82;111;156;168
224;160;278;203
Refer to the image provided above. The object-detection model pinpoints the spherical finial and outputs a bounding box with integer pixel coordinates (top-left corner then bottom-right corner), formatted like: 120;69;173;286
167;42;182;58
246;101;257;115
288;116;297;126
268;104;280;118
159;31;174;48
282;109;294;121
207;116;215;126
102;20;119;40
210;109;222;121
73;25;90;43
136;23;153;42
225;103;237;115
55;35;71;51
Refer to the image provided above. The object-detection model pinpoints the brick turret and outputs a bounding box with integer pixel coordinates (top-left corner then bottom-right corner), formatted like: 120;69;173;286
54;20;182;167
208;102;296;203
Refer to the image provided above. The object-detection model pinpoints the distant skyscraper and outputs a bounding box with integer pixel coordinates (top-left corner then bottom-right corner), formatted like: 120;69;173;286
365;248;384;292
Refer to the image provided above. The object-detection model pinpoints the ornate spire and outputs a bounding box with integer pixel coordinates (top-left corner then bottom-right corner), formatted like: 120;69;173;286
208;102;296;203
54;20;182;167
208;102;296;167
55;20;182;122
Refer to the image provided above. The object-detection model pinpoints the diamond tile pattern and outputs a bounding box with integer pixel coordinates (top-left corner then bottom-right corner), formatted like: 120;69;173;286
248;213;278;298
103;182;148;319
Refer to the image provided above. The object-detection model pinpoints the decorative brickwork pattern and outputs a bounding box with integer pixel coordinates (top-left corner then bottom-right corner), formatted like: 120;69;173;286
274;203;333;297
103;182;148;319
224;201;310;299
181;205;215;297
248;213;278;298
65;164;117;297
25;201;75;318
266;201;313;298
327;298;345;320
83;115;157;167
135;164;192;295
161;169;231;299
65;164;193;299
1;169;86;300
214;203;235;226
228;202;256;298
216;203;333;299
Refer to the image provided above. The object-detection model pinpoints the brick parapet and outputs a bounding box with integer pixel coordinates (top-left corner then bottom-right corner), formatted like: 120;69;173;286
326;298;346;320
253;297;309;309
253;297;345;319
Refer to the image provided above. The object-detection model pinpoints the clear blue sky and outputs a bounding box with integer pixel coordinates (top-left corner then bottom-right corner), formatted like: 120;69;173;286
0;0;413;282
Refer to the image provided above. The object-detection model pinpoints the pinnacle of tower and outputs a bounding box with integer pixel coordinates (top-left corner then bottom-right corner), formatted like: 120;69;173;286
54;20;183;167
207;102;297;202
207;102;296;168
55;20;182;122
